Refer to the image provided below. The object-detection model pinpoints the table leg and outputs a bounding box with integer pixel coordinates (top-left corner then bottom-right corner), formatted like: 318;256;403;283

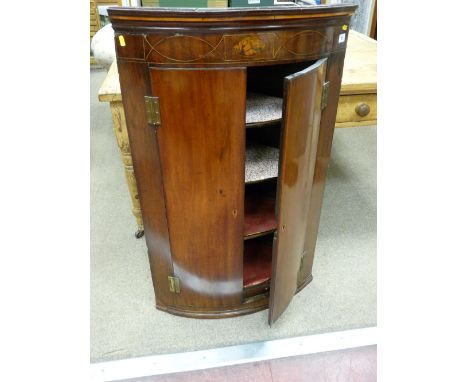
110;101;144;238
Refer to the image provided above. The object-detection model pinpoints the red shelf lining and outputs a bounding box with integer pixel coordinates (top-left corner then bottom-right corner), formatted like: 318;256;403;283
243;234;273;288
244;194;277;238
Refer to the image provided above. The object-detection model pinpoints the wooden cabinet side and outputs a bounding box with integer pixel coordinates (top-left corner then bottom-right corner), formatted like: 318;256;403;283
298;50;347;286
116;60;175;308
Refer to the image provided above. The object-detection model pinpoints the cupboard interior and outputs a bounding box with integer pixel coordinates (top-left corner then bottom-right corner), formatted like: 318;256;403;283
243;168;277;291
242;60;318;293
243;232;274;290
246;60;319;98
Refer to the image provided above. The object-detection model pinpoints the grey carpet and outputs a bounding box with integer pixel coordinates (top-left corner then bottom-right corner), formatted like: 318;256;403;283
90;69;376;363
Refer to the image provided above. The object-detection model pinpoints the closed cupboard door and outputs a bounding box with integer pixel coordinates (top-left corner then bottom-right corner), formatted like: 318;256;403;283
269;58;328;325
149;68;247;311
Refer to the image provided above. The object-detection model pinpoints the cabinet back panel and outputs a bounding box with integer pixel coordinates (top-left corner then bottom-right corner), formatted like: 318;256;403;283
246;123;281;149
247;61;317;98
150;68;246;309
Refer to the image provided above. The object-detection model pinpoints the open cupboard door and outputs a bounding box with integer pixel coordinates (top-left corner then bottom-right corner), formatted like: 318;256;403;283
269;58;328;325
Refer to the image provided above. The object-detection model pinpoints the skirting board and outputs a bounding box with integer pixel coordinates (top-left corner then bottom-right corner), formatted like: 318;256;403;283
90;326;377;382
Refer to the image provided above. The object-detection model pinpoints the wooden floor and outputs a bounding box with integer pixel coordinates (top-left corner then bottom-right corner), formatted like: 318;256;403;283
122;345;376;382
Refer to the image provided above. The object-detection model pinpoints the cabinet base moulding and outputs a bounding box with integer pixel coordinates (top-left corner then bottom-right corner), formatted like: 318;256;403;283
154;274;313;319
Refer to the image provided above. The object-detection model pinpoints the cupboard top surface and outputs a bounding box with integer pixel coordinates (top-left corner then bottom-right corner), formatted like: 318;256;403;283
108;5;357;24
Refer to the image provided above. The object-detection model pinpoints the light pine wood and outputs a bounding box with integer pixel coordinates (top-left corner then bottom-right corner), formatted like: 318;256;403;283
335;120;377;128
340;30;377;95
207;0;228;6
90;0;101;39
90;0;101;53
109;102;144;231
337;30;377;128
335;93;377;126
98;61;122;102
99;62;142;234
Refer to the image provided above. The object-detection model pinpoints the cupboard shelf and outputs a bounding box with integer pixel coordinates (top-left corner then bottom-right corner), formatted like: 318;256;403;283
245;144;279;184
246;92;283;128
244;181;277;239
243;235;273;288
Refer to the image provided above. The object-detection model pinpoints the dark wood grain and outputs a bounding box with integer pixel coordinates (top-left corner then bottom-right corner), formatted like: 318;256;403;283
269;59;327;325
111;5;356;321
244;181;277;239
150;68;246;310
156;293;270;319
297;50;347;289
109;5;357;68
108;5;356;21
116;60;174;309
112;26;346;67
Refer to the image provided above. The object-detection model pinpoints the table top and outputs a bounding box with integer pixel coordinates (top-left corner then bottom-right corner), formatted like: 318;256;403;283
98;30;376;102
98;61;121;102
340;30;377;95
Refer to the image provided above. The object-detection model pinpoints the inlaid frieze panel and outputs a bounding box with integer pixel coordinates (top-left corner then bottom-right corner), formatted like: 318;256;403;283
115;27;344;65
283;30;329;56
146;29;335;64
224;33;277;62
144;34;225;63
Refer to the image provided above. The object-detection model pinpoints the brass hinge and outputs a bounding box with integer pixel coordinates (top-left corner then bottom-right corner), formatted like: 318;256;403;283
321;81;330;110
168;276;180;294
144;96;161;127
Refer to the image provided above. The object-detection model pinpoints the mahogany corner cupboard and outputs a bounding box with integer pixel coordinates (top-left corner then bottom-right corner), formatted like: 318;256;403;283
108;4;357;324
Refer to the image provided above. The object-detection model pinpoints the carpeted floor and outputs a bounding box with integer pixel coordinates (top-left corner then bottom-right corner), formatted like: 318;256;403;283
90;69;376;363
